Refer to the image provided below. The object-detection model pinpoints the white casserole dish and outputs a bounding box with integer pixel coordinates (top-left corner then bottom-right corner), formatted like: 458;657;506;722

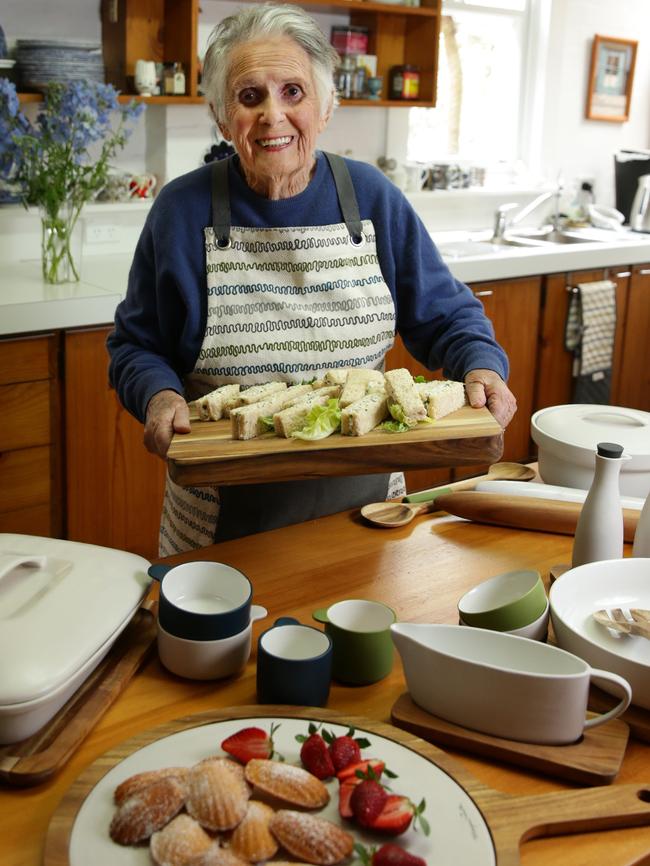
0;534;151;743
531;404;650;497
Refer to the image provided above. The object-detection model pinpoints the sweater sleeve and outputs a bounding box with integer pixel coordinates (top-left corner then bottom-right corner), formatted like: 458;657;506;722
107;188;207;423
364;172;509;382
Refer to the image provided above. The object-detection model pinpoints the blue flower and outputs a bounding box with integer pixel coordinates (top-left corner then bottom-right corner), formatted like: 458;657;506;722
0;78;145;212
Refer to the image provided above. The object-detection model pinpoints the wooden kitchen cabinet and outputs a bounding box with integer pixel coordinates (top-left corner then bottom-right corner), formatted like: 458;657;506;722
615;263;650;411
65;327;166;559
97;0;441;108
534;267;630;411
0;334;63;537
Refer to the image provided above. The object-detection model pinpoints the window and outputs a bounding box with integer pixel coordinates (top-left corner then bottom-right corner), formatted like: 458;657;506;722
407;0;547;171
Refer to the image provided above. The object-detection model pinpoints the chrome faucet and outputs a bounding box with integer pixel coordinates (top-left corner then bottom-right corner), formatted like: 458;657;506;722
492;185;564;242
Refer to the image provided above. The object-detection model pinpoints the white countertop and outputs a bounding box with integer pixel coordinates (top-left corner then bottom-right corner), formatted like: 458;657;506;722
434;227;650;282
2;229;650;337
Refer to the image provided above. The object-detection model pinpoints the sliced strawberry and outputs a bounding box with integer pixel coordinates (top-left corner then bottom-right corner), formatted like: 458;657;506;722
330;735;362;772
368;795;414;836
372;843;427;866
221;724;278;764
350;779;388;828
338;775;361;818
299;732;335;780
336;758;385;782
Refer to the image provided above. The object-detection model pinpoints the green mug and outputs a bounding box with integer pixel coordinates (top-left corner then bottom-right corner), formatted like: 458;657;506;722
312;599;396;685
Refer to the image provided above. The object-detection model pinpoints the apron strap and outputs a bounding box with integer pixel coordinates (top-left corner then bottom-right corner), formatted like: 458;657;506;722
323;151;364;244
210;152;364;246
211;156;232;248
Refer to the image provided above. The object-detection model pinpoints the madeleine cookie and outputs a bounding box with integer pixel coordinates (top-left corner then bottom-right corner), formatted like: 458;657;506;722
244;760;329;809
188;844;250;866
229;800;278;862
114;766;189;806
150;814;214;866
110;776;186;845
186;757;252;831
269;810;354;865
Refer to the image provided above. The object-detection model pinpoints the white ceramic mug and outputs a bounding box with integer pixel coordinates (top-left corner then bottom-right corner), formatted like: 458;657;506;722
404;164;428;193
134;59;157;95
391;622;632;745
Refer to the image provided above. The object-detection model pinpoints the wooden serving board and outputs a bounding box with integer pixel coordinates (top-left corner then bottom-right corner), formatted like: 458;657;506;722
167;405;503;486
589;687;650;745
0;603;157;787
391;693;629;786
43;707;650;866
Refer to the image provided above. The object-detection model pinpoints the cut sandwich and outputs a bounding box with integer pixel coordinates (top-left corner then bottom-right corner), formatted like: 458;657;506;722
323;368;351;387
340;392;388;436
384;368;427;427
195;384;241;421
239;382;287;405
230;384;313;440
416;380;467;420
273;387;341;438
339;369;385;408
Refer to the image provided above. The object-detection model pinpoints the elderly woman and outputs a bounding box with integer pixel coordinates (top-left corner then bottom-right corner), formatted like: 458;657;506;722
108;3;516;555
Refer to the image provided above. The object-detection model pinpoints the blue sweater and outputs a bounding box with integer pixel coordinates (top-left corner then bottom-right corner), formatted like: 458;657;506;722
108;153;508;422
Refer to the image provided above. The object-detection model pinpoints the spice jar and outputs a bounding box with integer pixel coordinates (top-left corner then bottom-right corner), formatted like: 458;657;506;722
163;62;186;95
389;65;420;100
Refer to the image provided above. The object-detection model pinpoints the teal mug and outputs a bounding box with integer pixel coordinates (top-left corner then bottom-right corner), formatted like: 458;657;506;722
313;599;396;685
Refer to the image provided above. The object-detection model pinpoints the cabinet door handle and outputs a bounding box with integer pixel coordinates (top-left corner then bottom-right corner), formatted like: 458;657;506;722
615;271;631;278
639;268;650;276
474;290;493;297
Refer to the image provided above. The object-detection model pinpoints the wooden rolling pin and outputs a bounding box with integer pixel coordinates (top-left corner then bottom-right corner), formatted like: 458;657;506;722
434;491;639;542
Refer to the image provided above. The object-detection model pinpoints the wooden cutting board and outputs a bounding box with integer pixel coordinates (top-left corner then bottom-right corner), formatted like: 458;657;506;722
167;405;503;486
43;707;650;866
0;602;157;787
391;693;630;786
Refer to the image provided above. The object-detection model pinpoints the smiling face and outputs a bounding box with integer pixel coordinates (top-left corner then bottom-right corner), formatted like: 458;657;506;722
217;36;331;199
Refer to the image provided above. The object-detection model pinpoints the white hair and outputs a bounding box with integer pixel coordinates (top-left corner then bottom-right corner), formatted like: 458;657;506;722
202;3;339;124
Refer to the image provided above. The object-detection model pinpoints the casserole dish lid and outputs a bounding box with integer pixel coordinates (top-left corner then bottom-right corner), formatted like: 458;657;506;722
531;405;650;464
0;534;151;706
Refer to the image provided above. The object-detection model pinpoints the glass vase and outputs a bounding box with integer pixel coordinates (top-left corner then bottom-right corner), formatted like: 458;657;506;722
40;201;82;284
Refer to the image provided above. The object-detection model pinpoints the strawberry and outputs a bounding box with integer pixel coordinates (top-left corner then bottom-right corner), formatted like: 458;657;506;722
336;758;386;782
221;723;279;764
338;775;361;818
329;735;362;772
355;843;426;866
350;779;388;828
368;795;429;837
299;732;336;780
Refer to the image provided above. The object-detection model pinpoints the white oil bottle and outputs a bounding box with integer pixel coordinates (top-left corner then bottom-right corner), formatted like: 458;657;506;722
572;442;629;568
632;489;650;557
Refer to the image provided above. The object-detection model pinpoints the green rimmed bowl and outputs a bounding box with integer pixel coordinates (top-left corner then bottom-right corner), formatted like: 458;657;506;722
458;569;547;632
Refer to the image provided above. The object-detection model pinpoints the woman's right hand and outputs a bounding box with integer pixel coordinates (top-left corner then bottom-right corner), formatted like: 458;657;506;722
144;389;191;458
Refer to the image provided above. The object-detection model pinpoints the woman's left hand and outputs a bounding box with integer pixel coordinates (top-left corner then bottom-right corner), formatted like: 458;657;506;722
464;369;517;429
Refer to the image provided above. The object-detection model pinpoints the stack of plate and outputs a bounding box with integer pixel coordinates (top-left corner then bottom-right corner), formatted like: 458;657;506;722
16;38;104;90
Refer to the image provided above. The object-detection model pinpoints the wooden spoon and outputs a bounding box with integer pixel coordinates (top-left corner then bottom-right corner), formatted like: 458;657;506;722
361;462;536;528
360;499;441;528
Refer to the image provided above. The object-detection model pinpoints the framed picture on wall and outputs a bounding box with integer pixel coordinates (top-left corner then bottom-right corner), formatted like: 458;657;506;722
586;34;638;122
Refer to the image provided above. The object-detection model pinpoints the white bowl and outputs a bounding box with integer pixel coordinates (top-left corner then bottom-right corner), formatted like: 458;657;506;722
157;605;267;680
460;598;550;641
550;558;650;709
531;404;650;498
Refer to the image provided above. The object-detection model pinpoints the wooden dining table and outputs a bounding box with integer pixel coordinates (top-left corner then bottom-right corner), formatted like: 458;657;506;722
2;503;650;866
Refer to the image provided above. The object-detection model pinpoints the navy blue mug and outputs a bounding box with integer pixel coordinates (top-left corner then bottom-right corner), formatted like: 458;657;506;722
256;617;333;707
149;561;252;641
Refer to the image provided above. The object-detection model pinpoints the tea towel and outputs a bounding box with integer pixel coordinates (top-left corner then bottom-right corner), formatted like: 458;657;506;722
564;280;617;404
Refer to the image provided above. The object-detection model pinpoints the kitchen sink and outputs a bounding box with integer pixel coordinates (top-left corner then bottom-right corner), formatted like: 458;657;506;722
435;228;614;259
507;229;594;245
435;238;542;259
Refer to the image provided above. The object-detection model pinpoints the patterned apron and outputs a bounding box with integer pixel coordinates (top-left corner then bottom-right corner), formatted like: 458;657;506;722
159;153;401;555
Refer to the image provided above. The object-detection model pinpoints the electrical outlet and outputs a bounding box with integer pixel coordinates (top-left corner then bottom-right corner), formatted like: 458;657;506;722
85;223;120;244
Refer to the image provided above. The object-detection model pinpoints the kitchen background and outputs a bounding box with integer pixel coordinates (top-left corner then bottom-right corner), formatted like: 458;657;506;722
0;0;650;253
